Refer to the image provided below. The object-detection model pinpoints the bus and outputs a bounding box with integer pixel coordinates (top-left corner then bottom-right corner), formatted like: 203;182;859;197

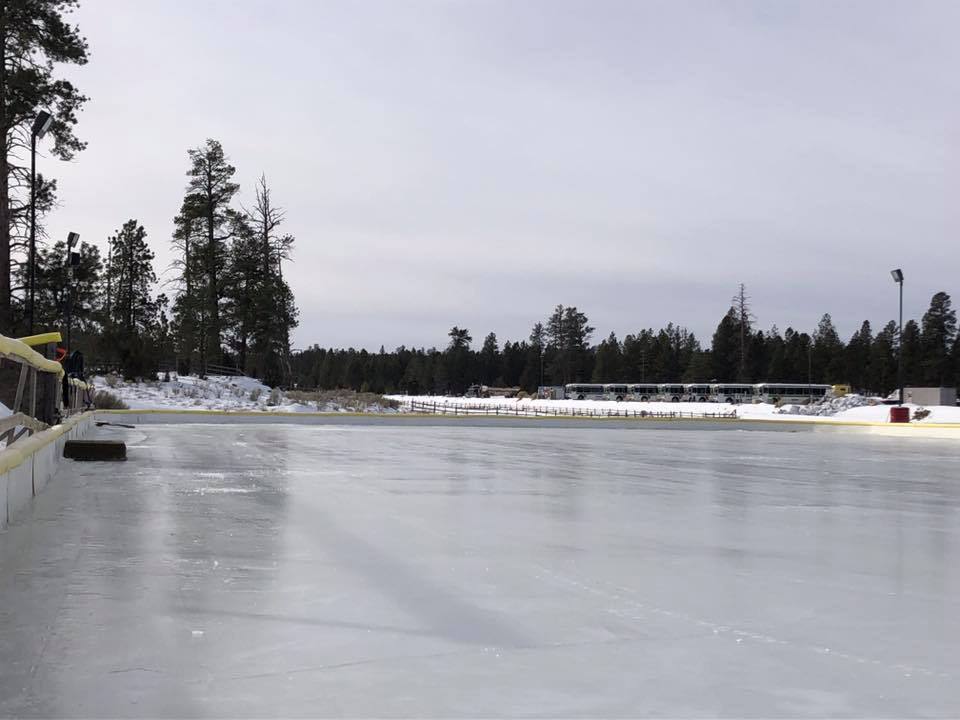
710;383;756;403
628;383;660;401
604;384;629;401
684;384;711;402
755;383;831;404
565;383;605;400
658;384;685;402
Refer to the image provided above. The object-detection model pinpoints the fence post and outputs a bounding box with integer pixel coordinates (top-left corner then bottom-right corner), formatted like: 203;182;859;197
29;368;37;418
14;363;27;413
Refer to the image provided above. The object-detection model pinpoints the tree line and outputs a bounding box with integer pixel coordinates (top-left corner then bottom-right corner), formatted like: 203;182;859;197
0;4;297;385
21;140;299;386
290;290;960;397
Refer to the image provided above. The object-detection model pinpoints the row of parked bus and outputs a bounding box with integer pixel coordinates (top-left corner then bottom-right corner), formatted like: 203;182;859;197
563;383;834;404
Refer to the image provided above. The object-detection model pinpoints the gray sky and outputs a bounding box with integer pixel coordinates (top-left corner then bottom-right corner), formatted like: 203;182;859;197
45;0;960;351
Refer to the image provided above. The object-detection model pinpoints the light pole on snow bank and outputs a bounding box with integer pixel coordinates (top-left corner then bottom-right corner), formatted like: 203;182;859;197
28;110;54;335
890;268;904;406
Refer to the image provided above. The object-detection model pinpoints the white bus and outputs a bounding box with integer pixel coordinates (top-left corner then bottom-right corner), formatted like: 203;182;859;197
628;383;660;401
755;383;831;404
684;384;711;402
658;384;685;402
710;383;756;404
565;383;606;400
604;384;629;401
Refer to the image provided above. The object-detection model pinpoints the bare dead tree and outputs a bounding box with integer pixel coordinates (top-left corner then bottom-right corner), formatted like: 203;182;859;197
731;283;754;381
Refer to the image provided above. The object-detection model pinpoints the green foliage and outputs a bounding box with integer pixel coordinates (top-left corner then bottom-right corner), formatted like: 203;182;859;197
1;0;90;328
288;292;960;397
920;291;957;386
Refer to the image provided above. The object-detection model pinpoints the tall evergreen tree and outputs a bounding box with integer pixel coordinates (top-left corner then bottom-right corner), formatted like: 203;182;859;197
919;292;956;386
845;320;873;391
731;283;753;380
591;332;622;382
711;310;738;380
18;238;101;336
0;0;88;330
812;313;844;382
444;326;472;393
171;139;239;373
479;332;500;385
242;175;297;384
104;219;160;377
764;326;787;381
868;321;897;395
900;319;922;386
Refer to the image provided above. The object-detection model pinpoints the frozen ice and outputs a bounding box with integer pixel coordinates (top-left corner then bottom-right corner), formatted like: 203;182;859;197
0;422;958;716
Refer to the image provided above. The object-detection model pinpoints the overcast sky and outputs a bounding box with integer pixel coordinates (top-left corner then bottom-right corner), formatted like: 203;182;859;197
45;0;960;351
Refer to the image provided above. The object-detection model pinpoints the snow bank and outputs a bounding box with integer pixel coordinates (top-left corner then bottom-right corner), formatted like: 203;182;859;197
779;394;871;416
389;394;960;425
92;374;398;414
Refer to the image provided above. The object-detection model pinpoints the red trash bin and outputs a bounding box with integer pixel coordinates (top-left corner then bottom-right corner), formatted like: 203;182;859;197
890;406;910;423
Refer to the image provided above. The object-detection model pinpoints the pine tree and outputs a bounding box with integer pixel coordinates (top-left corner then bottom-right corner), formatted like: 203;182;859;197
520;322;545;390
171;139;239;374
479;332;500;385
222;215;258;372
730;283;753;380
868;322;897;395
900;319;922;386
18;238;101;335
764;326;786;381
711;310;738;380
845;320;873;392
622;330;653;381
920;292;956;386
812;313;844;382
0;0;88;330
591;332;622;382
445;326;472;393
243;175;298;384
104;219;160;378
557;306;593;382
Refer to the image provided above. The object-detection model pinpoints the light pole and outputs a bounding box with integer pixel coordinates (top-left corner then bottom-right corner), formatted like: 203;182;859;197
65;232;79;353
891;269;904;405
28;110;54;334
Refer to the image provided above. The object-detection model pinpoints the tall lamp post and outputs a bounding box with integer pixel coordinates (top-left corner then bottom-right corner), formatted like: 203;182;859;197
65;232;80;353
891;268;904;406
28;110;54;334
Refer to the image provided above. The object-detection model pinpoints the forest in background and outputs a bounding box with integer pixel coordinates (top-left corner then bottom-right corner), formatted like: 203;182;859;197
288;288;959;397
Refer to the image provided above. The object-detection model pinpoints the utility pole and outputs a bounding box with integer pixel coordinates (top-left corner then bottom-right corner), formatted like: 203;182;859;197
891;269;904;405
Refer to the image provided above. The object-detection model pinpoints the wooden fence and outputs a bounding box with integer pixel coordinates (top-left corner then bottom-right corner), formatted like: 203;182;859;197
407;399;738;420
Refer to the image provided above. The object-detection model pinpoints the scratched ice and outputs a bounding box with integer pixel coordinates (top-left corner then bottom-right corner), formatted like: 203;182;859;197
0;422;957;717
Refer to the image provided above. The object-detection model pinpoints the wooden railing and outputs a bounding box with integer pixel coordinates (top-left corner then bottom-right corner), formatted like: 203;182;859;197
0;331;94;448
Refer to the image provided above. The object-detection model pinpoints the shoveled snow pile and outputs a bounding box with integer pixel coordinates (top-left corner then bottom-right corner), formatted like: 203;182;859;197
92;374;400;413
778;394;872;416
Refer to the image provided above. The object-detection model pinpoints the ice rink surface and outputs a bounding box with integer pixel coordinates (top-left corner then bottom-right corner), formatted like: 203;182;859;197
0;423;958;717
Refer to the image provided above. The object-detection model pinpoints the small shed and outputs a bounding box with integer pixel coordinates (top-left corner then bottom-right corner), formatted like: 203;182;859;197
904;387;957;406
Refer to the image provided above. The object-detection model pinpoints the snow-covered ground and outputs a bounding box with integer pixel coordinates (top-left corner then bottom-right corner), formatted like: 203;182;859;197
388;393;960;424
92;374;400;413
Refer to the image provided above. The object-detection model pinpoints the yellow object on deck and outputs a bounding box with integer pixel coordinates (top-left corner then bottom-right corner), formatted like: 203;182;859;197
832;384;851;397
0;333;64;377
17;331;63;347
